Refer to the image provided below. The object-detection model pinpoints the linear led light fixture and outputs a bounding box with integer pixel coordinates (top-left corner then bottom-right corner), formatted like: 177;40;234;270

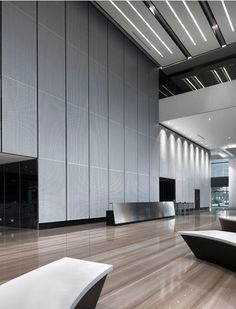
212;69;223;84
159;89;168;97
165;0;196;45
186;78;197;90
221;0;234;32
182;0;207;42
126;0;173;54
194;76;204;88
162;85;174;96
109;0;163;57
222;67;231;81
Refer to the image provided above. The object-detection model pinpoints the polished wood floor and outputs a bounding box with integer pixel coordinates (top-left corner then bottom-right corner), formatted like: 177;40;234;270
1;211;236;309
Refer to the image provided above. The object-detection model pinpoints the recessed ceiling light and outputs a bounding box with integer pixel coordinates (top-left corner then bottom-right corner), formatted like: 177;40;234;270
182;0;207;42
186;78;197;90
228;136;231;140
221;0;234;32
165;0;196;45
149;5;155;15
212;70;223;84
194;76;204;88
222;44;227;48
162;85;174;96
126;1;173;54
222;67;231;81
109;0;163;57
212;24;218;30
208;117;211;121
187;56;192;60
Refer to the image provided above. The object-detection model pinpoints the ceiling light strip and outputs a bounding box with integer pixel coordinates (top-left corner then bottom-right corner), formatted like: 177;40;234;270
159;89;168;97
221;0;234;32
212;70;223;84
194;76;204;88
222;67;231;81
162;85;174;96
165;0;196;45
109;0;163;57
182;0;207;42
126;0;173;54
186;78;197;90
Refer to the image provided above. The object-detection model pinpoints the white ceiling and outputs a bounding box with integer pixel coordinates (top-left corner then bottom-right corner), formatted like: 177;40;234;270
97;0;236;67
161;106;236;151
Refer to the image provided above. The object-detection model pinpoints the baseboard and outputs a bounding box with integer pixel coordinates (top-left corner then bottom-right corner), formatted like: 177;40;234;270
38;217;106;229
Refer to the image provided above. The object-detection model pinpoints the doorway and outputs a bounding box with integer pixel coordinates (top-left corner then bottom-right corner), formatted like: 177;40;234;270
159;178;176;202
195;189;200;210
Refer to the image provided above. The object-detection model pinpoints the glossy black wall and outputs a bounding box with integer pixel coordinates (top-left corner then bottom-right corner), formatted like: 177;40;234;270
0;160;38;229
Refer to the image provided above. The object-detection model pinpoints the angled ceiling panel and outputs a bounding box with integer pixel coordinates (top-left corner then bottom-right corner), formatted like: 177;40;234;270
97;1;185;66
209;1;236;45
153;0;220;56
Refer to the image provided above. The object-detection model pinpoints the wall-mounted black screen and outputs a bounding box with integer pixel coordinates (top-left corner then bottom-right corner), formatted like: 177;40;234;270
159;177;176;202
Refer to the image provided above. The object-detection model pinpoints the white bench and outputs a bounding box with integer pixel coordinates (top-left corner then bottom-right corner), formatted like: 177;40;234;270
219;216;236;232
180;230;236;271
0;257;113;309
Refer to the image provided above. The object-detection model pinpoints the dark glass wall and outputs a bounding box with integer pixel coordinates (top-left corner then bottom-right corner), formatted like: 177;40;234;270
0;160;38;229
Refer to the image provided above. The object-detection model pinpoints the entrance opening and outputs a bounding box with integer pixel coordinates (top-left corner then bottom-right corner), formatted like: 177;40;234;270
159;177;175;202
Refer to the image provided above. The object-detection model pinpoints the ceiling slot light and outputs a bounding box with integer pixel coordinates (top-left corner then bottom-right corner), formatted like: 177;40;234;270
126;1;173;54
182;0;207;42
162;85;174;96
149;5;155;15
194;76;204;88
186;78;197;90
165;0;196;45
212;24;218;30
222;44;227;48
212;70;223;84
109;0;163;57
159;89;168;97
188;56;192;60
222;67;231;81
208;117;211;121
221;0;234;32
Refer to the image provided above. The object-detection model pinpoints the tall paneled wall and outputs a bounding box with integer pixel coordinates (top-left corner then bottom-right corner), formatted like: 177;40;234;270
1;2;159;223
229;159;236;208
159;126;211;207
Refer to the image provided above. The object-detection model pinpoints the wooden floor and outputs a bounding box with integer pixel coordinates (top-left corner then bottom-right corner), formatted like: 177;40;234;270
1;211;236;309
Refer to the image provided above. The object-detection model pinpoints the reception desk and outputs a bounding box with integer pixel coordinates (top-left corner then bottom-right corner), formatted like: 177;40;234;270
106;201;175;225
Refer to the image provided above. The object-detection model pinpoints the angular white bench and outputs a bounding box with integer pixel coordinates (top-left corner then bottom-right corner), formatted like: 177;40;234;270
0;257;113;309
219;216;236;232
180;230;236;272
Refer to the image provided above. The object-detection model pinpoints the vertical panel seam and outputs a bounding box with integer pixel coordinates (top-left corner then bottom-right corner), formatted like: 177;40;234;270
88;3;91;219
0;1;2;153
36;1;39;228
123;35;125;203
137;51;139;202
107;21;110;209
65;1;67;221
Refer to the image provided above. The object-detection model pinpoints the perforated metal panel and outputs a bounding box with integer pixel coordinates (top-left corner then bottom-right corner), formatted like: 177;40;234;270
67;104;88;165
138;134;149;175
125;128;137;173
90;167;108;218
2;2;37;156
39;159;66;223
138;174;149;202
109;121;124;171
67;164;89;220
109;171;124;204
125;172;138;202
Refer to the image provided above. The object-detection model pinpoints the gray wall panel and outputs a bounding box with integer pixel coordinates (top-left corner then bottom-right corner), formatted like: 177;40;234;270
138;134;149;175
109;73;124;124
90;114;108;169
38;1;65;37
38;2;66;223
67;164;89;220
39;159;66;223
125;128;137;173
39;91;65;161
2;2;36;87
125;173;138;202
139;175;149;202
2;78;37;156
67;104;88;165
109;121;124;171
109;171;124;204
90;167;108;218
2;1;37;157
38;26;65;100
